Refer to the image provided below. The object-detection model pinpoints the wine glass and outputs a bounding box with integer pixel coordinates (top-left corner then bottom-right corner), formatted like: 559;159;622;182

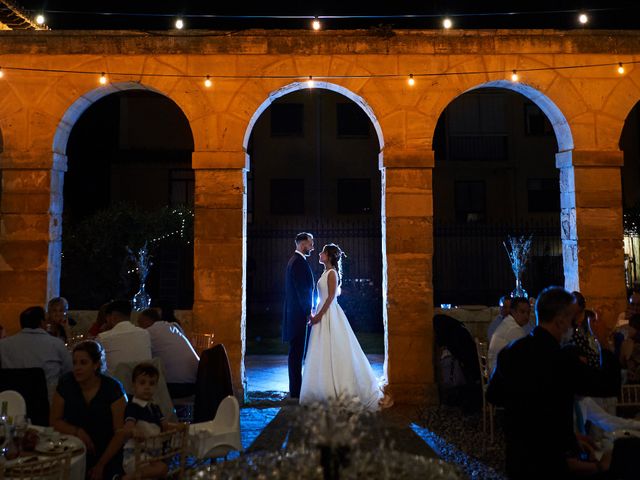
13;415;30;454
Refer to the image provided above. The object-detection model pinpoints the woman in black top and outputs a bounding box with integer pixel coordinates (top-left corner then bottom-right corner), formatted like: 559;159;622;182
51;340;126;480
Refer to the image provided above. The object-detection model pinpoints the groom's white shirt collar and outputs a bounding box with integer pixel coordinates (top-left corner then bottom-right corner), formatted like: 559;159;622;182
295;250;306;258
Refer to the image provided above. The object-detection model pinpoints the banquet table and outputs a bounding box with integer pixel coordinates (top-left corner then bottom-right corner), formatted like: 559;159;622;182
4;426;86;480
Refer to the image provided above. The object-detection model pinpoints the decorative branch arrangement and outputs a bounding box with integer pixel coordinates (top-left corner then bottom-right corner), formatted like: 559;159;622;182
503;234;533;299
127;242;152;311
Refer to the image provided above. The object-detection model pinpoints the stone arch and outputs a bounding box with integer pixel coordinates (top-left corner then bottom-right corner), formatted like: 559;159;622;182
243;80;385;155
241;80;388;389
48;81;195;300
432;79;578;291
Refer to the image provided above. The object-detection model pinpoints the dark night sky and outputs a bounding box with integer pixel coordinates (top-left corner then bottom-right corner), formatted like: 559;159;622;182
14;1;640;30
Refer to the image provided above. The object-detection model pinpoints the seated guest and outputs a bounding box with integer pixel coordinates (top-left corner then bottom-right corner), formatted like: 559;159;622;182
98;300;151;373
625;287;640;319
0;306;72;398
487;287;620;479
570;307;602;369
487;295;511;342
50;340;126;479
46;297;77;343
122;363;173;479
87;303;110;338
137;308;199;398
620;314;640;382
159;302;183;332
488;297;530;371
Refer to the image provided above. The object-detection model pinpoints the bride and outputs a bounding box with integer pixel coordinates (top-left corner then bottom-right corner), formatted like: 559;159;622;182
299;243;384;410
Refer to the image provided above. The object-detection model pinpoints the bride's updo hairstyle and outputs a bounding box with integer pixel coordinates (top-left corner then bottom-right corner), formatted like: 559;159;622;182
323;243;347;284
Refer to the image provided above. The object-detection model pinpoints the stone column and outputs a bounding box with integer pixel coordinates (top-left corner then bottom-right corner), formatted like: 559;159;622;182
192;151;247;399
0;150;63;333
383;148;436;405
557;150;626;331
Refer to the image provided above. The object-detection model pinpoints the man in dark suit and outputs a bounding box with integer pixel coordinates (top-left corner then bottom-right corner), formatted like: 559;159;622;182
283;232;315;400
487;287;620;479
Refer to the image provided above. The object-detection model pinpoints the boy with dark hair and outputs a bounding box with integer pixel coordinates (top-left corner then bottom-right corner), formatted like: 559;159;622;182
121;363;169;479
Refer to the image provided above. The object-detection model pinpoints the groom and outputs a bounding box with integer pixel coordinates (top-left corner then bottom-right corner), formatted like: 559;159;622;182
282;232;315;400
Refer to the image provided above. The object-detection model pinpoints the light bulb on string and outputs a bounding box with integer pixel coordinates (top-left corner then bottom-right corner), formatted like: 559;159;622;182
443;18;452;29
408;74;415;86
35;14;45;25
0;68;4;79
618;63;625;74
578;13;588;25
307;76;315;88
204;75;212;88
175;18;184;30
99;72;108;85
312;16;321;30
511;70;519;82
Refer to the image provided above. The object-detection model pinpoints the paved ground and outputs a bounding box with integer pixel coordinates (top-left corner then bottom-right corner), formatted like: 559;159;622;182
237;355;475;476
233;355;505;479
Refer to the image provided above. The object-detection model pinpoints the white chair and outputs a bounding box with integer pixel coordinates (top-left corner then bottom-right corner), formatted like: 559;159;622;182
189;395;242;459
0;390;26;419
474;338;495;451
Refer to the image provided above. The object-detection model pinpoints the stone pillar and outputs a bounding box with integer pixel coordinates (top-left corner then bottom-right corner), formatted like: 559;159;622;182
0;150;63;333
383;148;436;405
557;150;626;332
192;151;246;400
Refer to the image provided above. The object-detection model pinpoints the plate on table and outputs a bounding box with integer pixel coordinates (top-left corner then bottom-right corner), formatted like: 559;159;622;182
34;438;76;454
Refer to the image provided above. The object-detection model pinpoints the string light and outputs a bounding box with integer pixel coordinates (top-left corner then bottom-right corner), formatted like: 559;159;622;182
204;75;212;88
408;74;415;86
0;59;638;84
0;68;4;79
175;18;184;29
307;76;315;88
99;72;107;85
578;13;588;24
442;18;453;29
312;16;321;30
35;14;45;25
511;70;519;82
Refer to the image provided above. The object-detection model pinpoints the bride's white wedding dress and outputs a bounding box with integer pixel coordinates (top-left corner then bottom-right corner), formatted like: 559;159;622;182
300;269;383;410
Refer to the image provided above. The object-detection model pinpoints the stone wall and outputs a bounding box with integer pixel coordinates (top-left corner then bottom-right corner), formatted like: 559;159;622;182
0;29;638;403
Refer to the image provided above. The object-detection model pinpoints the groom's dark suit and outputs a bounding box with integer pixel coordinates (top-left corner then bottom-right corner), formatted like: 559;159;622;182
283;251;314;398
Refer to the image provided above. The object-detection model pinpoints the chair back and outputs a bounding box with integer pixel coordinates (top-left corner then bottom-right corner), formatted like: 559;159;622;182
112;358;177;422
212;395;240;431
193;344;234;423
0;368;49;426
474;338;490;387
619;384;640;407
132;423;188;479
4;453;71;479
189;333;215;356
0;390;26;418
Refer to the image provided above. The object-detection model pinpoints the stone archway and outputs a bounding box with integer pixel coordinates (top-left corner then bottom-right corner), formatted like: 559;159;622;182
242;81;388;393
436;80;577;294
50;81;194;303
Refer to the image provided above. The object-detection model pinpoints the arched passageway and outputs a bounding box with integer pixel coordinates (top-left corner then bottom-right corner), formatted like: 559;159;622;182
242;82;387;394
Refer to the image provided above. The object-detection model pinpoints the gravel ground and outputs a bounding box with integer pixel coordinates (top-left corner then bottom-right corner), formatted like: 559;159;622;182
416;406;508;480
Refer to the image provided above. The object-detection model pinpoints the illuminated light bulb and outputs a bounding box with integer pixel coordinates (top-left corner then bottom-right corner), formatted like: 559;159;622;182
312;17;321;30
0;68;4;79
443;18;452;29
175;18;184;30
204;75;212;88
35;14;45;25
307;76;315;88
511;70;519;82
99;72;107;85
578;13;588;25
408;74;415;86
618;63;625;75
